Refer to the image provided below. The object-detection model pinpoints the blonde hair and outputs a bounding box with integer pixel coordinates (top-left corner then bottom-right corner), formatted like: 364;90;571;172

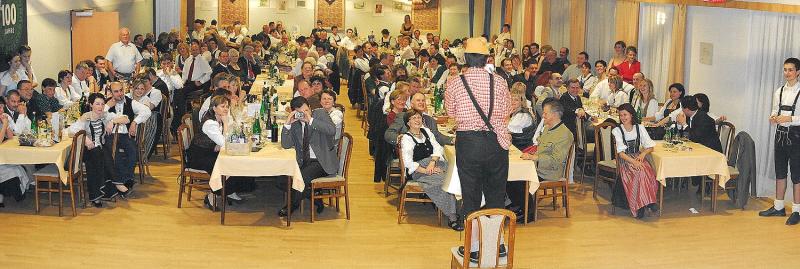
510;82;531;113
386;84;408;113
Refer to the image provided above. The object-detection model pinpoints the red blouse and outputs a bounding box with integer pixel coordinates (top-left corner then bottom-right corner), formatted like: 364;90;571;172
617;60;641;83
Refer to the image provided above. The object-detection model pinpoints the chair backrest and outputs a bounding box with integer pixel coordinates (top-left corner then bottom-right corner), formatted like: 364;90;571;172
564;144;576;180
718;121;735;159
461;208;516;268
69;130;87;180
337;133;353;179
177;124;190;171
141;114;159;156
396;140;408;185
594;121;618;162
182;114;194;141
575;117;586;151
160;93;171;127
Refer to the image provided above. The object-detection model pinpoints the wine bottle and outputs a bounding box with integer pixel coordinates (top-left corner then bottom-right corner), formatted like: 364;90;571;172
251;116;262;144
271;116;279;143
31;112;38;135
265;113;273;140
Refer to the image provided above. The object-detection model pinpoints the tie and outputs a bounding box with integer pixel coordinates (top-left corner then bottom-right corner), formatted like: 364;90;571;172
687;117;692;129
302;123;311;165
186;57;196;82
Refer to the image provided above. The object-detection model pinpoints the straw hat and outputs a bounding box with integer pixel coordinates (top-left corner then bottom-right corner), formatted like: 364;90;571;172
463;37;490;55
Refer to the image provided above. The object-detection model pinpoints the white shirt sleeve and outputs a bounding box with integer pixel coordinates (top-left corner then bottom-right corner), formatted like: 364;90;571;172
426;127;444;158
199;97;211;119
646;99;659;118
355;58;370;73
612;127;626;153
507;112;533;134
131;99;152;124
147;89;163;107
54;87;75;107
12;114;31;135
401;134;418;174
531;121;545;145
202;120;226;147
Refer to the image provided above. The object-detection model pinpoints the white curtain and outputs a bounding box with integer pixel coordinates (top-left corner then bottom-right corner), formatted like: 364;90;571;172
511;0;526;43
549;0;570;50
155;0;181;34
744;11;800;198
585;0;616;67
638;3;674;102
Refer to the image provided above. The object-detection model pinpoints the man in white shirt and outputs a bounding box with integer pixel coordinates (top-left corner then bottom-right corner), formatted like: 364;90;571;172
760;57;800;225
2;90;31;135
105;28;143;80
104;82;151;192
71;62;93;98
191;19;205;42
182;40;213;103
562;52;588;82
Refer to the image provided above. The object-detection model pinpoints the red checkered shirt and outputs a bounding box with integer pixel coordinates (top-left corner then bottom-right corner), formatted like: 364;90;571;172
445;67;511;149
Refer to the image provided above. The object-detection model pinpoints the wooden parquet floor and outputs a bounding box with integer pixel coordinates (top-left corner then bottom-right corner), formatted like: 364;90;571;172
0;87;798;269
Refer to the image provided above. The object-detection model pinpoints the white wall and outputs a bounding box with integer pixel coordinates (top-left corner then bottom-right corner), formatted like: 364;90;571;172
199;0;468;40
27;0;153;85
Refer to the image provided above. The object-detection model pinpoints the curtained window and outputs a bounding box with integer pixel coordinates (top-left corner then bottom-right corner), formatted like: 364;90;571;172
585;0;616;68
549;0;570;51
638;3;674;102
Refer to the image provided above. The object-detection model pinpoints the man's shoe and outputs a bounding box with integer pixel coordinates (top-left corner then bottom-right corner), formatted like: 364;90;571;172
314;199;325;214
448;219;464;231
278;203;300;217
499;244;507;257
457;246;479;263
786;212;800;225
758;207;786;217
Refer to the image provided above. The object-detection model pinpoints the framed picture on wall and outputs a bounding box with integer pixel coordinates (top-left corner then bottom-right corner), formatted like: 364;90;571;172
354;1;366;9
296;0;307;8
277;0;289;13
258;0;270;7
374;1;384;16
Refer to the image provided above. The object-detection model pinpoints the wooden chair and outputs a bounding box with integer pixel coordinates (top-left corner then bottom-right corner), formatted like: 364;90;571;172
397;135;442;225
360;75;370;136
136;113;158;184
450;208;516;269
532;144;575;222
181;114;194;141
309;133;353;222
159;93;171;158
593;121;618;199
33;130;86;217
176;124;211;208
384;145;402;197
575;116;594;184
718;121;736;159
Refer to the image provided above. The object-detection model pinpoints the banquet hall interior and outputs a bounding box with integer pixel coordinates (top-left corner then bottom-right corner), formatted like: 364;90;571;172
2;0;800;268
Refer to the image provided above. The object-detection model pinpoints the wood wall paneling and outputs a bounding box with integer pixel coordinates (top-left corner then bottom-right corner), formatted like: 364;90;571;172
522;0;536;44
71;12;120;69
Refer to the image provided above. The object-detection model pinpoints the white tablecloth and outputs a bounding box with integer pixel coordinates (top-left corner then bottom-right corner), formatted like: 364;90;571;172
209;143;304;192
442;145;540;196
0;137;72;184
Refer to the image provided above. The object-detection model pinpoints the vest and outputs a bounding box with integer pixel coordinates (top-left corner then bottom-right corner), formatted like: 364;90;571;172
108;96;135;130
407;130;434;162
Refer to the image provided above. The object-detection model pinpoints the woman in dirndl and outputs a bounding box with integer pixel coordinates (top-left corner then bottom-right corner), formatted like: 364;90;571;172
612;103;659;219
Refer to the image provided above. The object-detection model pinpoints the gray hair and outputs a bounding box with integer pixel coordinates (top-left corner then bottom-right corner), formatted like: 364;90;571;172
544;99;564;119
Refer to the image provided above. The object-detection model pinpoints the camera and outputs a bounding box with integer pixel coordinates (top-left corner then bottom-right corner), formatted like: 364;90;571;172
294;111;305;119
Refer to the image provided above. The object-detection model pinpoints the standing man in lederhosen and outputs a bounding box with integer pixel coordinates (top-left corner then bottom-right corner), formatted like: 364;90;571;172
760;57;800;225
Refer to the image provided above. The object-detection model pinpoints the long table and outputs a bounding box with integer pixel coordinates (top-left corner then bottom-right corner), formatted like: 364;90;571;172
0;137;72;184
442;145;540;197
650;141;730;212
209;142;303;225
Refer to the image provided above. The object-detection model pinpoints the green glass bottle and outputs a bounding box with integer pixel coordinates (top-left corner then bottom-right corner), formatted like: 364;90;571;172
30;112;38;135
270;116;279;143
251;116;262;143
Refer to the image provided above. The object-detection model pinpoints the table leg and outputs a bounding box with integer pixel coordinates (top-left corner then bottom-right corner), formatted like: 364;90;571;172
700;177;705;210
659;182;664;217
712;176;718;212
286;176;292;227
221;176;226;225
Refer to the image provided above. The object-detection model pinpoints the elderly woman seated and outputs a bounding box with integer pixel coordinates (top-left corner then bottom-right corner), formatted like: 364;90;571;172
400;110;462;231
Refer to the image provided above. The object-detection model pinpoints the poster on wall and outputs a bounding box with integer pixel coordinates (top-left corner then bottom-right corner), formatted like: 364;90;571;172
374;1;384;16
296;0;306;8
0;0;26;70
353;1;365;10
276;0;289;13
259;0;270;7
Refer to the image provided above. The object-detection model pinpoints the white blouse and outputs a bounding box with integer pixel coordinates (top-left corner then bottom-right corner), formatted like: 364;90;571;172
579;74;598;95
612;124;656;153
607;90;629;108
67;112;119;147
201;120;226;148
508;112;534;134
55;85;79;107
631;97;659;118
590;78;612;100
401;127;444;174
655;99;682;122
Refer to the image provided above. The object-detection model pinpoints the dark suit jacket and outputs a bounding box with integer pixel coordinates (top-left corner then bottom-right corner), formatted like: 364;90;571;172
514;72;538;101
237;56;261;81
152;78;170;98
211;63;232;79
497;69;515;88
687;111;722;153
384;111;453;146
281;108;339;175
559;92;583;137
